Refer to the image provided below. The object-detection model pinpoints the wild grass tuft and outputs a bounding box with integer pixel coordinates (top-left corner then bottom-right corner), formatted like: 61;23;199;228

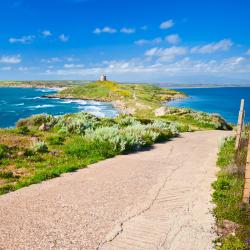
213;136;250;249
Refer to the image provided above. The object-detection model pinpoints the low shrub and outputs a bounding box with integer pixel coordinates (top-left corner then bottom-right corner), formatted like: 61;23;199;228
17;114;55;128
47;135;65;145
217;235;245;250
85;126;122;149
85;121;178;152
33;141;48;153
0;144;9;158
164;107;232;130
17;126;30;135
121;124;158;151
55;112;101;134
0;171;14;179
115;115;140;127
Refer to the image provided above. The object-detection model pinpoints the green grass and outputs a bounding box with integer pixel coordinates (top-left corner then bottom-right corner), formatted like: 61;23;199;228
51;81;232;131
217;235;246;250
213;136;250;249
0;81;232;196
217;138;236;167
0;113;183;195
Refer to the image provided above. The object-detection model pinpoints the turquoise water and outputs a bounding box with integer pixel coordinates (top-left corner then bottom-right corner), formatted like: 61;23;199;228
1;86;249;128
0;87;117;128
168;87;250;124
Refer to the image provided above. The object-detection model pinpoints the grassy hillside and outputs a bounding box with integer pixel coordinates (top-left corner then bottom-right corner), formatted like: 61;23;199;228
50;81;184;117
51;80;231;130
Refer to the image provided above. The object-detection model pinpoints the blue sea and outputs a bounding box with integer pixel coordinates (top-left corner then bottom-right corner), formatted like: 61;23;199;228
0;87;249;128
168;87;250;124
0;87;117;128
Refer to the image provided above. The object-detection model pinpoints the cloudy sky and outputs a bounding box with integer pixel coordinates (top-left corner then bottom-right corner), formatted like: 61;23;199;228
0;0;250;84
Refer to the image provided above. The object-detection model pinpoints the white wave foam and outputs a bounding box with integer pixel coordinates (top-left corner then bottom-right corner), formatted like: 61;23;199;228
78;106;102;111
60;99;87;105
35;89;56;93
28;104;55;109
22;96;40;100
87;100;103;106
14;103;24;106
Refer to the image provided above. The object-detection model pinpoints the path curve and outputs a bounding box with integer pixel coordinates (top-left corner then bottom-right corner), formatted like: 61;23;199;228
0;131;230;250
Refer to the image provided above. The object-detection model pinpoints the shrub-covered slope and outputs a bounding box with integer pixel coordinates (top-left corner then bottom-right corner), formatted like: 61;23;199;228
49;81;184;117
49;81;231;130
0;113;184;195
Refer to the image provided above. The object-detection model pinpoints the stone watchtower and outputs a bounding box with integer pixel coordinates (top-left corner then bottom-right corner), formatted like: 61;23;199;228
100;74;107;82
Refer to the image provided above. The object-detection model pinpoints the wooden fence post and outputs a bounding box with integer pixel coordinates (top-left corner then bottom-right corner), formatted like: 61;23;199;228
243;135;250;203
235;99;245;151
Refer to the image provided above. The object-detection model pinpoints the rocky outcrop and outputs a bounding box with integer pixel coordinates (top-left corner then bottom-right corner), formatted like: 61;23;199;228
154;106;168;117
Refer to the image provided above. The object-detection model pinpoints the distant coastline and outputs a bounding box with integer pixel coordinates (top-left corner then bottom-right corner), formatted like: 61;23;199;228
1;80;250;90
0;85;65;91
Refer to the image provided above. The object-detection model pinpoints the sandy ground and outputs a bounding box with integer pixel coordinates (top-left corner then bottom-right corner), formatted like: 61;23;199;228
0;130;230;250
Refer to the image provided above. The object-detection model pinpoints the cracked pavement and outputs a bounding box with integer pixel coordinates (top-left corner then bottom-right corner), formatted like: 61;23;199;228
0;131;230;249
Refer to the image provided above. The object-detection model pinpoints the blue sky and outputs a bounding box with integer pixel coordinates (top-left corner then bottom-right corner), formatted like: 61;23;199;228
0;0;250;84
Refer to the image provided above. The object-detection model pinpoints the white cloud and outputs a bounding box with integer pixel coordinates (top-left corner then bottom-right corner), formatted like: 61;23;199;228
191;39;233;54
120;28;136;34
41;57;61;63
0;55;21;64
9;35;35;44
64;64;84;68
41;57;79;64
93;27;117;34
18;66;37;72
93;28;102;34
135;37;162;46
0;66;11;71
160;19;174;29
166;34;181;45
145;46;187;61
222;56;245;65
59;34;69;42
246;49;250;55
18;66;29;71
42;30;52;37
42;55;250;82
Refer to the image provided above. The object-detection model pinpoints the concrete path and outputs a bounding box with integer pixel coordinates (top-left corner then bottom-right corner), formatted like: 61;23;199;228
0;131;230;250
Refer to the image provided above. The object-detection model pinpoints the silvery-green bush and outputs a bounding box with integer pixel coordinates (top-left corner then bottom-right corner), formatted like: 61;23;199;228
115;116;140;127
33;141;48;153
85;126;125;150
55;112;100;134
85;121;179;152
16;114;56;128
121;124;159;150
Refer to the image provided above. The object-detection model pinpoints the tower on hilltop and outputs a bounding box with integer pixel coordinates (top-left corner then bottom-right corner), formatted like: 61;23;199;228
100;74;107;82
